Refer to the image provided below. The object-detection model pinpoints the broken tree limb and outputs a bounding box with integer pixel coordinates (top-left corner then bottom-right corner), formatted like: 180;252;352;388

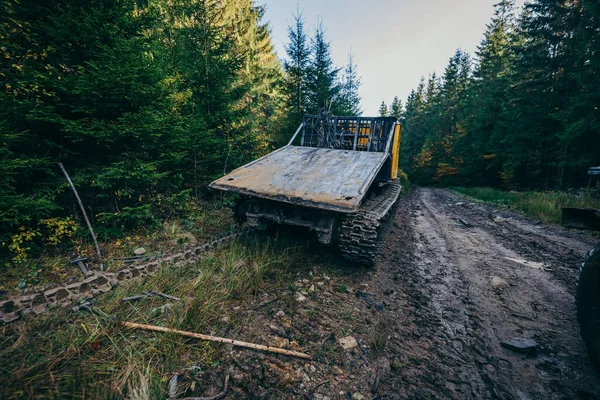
122;291;181;302
150;291;181;301
356;291;384;311
59;162;104;270
122;321;311;360
309;380;330;400
371;367;381;394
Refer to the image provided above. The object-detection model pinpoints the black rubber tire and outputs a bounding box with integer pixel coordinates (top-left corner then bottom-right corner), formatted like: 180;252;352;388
577;241;600;369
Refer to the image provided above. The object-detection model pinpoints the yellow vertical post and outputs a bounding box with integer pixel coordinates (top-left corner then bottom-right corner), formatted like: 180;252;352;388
390;123;402;180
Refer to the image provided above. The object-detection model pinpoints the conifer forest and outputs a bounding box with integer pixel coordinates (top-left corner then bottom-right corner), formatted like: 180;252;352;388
391;0;600;190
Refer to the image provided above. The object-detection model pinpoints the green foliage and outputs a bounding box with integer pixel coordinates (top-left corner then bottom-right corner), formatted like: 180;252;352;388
306;20;341;113
97;204;159;233
378;101;389;117
283;10;311;126
390;96;403;119
337;53;362;115
0;0;286;250
282;13;359;125
400;0;600;190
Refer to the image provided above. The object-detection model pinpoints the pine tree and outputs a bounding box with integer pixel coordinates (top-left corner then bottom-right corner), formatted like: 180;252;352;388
499;0;577;189
400;0;597;189
457;0;517;186
283;10;310;124
219;0;285;152
306;20;341;113
378;101;389;117
390;96;403;119
400;78;426;176
157;0;245;201
556;0;600;186
337;53;362;115
404;51;471;184
0;0;178;237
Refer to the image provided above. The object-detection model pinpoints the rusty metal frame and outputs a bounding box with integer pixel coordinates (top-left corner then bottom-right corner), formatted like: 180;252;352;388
246;198;338;244
299;115;396;153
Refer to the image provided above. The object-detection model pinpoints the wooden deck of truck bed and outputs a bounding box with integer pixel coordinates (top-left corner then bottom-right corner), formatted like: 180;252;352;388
209;146;388;213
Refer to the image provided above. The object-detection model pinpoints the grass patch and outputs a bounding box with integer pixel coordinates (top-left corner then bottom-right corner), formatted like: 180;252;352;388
452;187;600;224
0;236;302;399
1;204;235;293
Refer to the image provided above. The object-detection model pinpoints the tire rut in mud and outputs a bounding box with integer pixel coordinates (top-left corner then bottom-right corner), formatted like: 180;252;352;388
368;187;600;399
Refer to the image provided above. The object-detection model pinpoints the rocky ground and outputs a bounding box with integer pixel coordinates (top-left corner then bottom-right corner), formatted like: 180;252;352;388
207;187;600;400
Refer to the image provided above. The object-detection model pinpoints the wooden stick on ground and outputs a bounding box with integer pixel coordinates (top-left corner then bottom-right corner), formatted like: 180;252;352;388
59;162;104;270
123;321;312;360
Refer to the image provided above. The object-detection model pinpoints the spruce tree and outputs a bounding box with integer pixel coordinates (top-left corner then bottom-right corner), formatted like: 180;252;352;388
400;78;426;176
390;96;403;119
283;10;310;124
458;0;517;186
338;53;362;115
556;0;600;185
399;0;598;189
0;0;287;246
500;0;576;188
378;101;389;117
306;20;340;113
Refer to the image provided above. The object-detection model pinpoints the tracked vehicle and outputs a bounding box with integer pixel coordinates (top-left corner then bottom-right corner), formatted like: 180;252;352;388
210;114;403;264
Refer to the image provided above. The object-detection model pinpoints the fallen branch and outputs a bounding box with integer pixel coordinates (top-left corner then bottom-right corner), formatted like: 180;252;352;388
72;300;116;320
356;291;384;311
123;321;311;360
122;291;181;302
371;367;381;393
59;162;104;270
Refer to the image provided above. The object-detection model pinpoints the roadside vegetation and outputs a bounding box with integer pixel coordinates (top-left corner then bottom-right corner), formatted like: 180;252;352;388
452;187;600;224
0;202;235;293
0;236;304;399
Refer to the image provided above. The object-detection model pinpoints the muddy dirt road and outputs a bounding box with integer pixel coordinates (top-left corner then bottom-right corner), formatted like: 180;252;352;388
178;187;600;399
366;187;600;399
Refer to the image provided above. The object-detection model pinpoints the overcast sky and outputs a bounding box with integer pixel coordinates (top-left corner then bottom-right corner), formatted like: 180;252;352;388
260;0;526;115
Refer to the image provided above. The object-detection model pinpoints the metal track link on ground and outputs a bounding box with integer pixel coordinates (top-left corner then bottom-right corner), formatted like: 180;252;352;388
337;181;402;264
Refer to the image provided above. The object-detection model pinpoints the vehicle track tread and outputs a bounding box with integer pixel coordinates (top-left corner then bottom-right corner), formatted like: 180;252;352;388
337;181;402;265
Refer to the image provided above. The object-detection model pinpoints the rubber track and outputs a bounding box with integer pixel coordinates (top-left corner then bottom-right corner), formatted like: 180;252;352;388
337;182;402;265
